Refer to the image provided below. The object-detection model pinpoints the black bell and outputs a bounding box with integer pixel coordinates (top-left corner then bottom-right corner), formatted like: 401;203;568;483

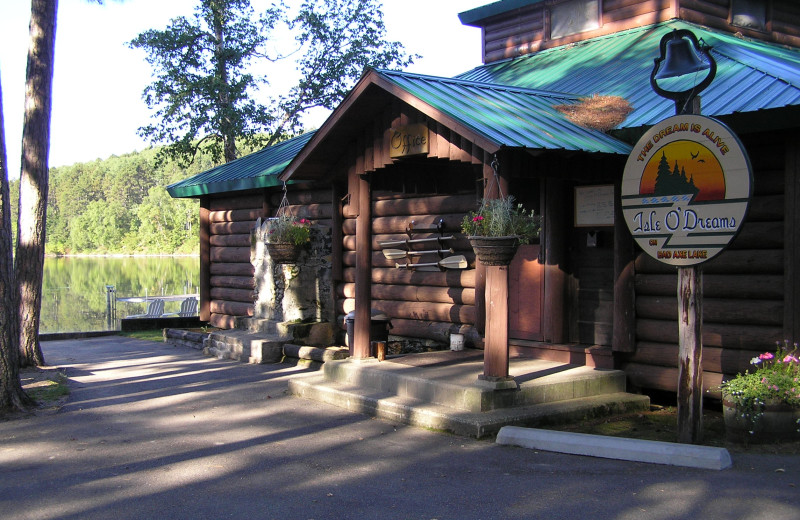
654;33;710;79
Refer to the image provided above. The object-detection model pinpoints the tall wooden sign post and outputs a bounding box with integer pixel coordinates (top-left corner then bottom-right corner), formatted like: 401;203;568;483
622;112;752;443
622;28;755;444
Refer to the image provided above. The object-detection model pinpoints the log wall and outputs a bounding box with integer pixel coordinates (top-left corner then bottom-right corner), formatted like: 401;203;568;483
621;133;786;395
476;0;800;63
206;188;335;329
337;192;482;346
207;193;263;329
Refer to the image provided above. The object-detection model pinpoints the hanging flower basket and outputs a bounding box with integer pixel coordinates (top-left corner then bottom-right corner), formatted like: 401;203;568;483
462;196;541;266
467;235;520;266
266;241;303;264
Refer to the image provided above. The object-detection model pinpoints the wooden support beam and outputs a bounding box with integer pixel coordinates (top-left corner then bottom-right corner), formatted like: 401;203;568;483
543;178;566;343
613;179;636;352
483;265;509;379
199;197;211;322
784;131;800;342
353;170;373;359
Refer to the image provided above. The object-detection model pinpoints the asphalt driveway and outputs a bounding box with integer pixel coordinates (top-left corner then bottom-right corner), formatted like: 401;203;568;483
1;336;798;520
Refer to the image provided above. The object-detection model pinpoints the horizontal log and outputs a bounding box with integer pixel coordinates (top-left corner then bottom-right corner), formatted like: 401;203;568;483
339;282;475;305
269;189;331;206
748;194;784;221
636;295;783;326
209;313;237;329
210;194;263;211
210;262;254;276
389;318;483;348
210;233;251;247
635;273;784;299
209;287;255;303
621;362;724;397
210;275;254;290
211;246;251;263
278;203;333;220
211;221;256;235
343;250;475;269
337;298;476;324
210;300;253;317
342;233;472;252
635;249;783;274
209;208;264;223
342;267;476;288
728;221;783;249
629;341;764;374
342;213;467;236
372;194;478;218
679;0;732;19
636;318;782;350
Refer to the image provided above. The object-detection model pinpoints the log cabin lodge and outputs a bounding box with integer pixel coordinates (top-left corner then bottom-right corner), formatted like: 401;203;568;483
168;0;800;400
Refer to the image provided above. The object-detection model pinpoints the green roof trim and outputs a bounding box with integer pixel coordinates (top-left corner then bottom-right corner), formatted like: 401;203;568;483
166;132;315;198
459;0;541;26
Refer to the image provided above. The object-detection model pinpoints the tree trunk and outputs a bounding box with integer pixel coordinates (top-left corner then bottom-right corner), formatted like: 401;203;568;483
0;74;32;412
15;0;58;368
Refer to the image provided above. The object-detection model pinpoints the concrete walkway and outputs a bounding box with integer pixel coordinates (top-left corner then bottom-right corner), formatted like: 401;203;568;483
1;337;799;520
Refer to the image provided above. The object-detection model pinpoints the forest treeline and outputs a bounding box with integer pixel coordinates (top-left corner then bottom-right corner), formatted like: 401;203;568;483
8;146;235;255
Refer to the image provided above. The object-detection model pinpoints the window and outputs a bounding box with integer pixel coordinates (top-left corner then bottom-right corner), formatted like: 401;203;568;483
731;0;767;31
550;0;600;39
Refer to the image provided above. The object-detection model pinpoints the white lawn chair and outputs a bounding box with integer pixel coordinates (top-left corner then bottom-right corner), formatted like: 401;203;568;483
162;297;198;317
126;299;165;318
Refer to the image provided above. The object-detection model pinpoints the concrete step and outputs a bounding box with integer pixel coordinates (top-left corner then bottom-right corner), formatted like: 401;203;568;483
289;375;650;438
282;344;349;363
321;356;628;412
241;319;337;346
205;330;287;364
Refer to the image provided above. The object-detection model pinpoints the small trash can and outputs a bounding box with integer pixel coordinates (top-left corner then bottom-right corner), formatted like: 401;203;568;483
345;309;392;356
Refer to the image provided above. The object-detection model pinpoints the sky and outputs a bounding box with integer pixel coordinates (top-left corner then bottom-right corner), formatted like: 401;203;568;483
0;0;486;180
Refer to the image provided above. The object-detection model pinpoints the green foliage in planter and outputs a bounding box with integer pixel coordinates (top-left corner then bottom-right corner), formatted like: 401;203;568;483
461;196;541;244
719;341;800;434
264;216;311;246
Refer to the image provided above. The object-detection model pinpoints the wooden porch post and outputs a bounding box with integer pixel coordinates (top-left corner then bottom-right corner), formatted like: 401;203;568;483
483;265;509;379
479;152;515;387
353;171;373;359
199;196;211;323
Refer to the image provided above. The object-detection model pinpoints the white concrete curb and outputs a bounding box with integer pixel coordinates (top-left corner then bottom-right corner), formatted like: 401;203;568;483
496;426;732;470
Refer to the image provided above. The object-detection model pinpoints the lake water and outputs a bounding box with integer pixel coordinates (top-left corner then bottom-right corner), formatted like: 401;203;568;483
42;256;200;333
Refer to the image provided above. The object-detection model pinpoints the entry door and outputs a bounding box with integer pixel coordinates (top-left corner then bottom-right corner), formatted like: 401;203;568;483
509;244;544;340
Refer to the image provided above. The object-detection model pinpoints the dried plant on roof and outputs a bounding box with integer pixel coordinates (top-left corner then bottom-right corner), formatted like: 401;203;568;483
554;94;633;132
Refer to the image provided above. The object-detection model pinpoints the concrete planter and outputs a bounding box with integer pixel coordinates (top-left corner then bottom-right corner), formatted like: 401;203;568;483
468;235;519;266
722;398;800;443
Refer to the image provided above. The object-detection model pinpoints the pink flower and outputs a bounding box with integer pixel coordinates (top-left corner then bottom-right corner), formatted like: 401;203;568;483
784;355;799;363
759;352;774;361
472;216;484;222
772;385;779;391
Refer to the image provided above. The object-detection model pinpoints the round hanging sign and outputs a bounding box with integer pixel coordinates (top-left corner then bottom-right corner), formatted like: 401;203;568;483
621;115;752;266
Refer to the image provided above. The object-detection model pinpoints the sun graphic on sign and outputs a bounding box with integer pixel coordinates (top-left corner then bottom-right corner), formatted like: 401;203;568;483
639;140;725;202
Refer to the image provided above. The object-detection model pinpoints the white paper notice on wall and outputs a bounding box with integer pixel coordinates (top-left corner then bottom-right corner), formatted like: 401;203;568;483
575;184;615;227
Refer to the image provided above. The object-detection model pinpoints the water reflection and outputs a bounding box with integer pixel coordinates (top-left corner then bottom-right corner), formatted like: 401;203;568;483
42;256;200;333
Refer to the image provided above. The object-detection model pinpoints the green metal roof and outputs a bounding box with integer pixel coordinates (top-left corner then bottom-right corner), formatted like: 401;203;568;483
166;132;316;198
457;20;800;130
374;68;632;154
